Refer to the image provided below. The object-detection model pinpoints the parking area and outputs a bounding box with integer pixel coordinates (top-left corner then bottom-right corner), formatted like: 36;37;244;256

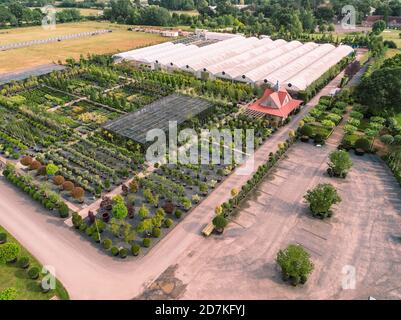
140;142;401;300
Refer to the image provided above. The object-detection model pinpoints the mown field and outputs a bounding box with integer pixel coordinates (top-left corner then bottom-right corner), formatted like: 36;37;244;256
0;22;167;74
381;29;401;58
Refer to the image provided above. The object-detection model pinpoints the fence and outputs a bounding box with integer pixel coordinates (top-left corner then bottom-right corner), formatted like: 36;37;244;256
0;29;112;51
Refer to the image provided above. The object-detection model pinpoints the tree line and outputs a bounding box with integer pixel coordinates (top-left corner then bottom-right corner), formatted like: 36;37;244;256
0;1;82;27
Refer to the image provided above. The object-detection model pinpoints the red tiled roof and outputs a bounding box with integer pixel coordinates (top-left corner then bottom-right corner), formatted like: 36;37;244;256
247;87;302;118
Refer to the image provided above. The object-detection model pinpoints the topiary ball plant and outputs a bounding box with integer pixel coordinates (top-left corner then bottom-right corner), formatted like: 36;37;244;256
0;232;7;244
143;238;151;248
17;256;30;269
28;267;40;280
111;246;119;256
119;248;128;259
131;244;140;256
102;239;112;250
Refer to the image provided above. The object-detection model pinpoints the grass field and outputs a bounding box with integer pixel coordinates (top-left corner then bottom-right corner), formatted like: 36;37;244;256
0;22;167;73
0;226;69;300
171;10;199;16
381;29;401;58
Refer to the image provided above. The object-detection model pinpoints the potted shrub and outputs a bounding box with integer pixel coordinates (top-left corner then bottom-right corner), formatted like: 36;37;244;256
152;227;161;238
71;187;85;203
102;211;110;222
143;238;151;248
164;218;173;228
175;210;183;219
102;238;112;250
17;256;30;269
0;243;20;263
0;232;7;244
212;215;228;234
40;281;51;294
72;213;83;229
131;244;140;256
119;248;128;259
28;267;40;280
111;246;119;256
58;202;69;218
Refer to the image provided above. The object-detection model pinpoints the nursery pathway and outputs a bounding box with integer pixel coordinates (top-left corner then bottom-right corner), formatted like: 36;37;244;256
0;70;346;299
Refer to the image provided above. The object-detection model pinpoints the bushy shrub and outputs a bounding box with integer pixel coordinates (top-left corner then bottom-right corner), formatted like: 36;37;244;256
46;163;59;175
72;213;82;229
112;201;128;219
53;175;65;186
28;267;40;279
0;242;20;263
304;183;341;218
213;215;228;231
380;134;394;145
62;181;74;191
131;244;140;256
119;248;128;259
30;160;41;171
58;202;69;218
0;232;7;244
102;238;112;250
152;227;161;238
17;256;30;269
355;137;371;152
394;135;401;145
0;287;18;300
164;218;173;228
143;238;151;248
20;156;33;167
276;244;314;286
71;187;84;200
111;246;119;256
300;125;313;137
175;209;183;219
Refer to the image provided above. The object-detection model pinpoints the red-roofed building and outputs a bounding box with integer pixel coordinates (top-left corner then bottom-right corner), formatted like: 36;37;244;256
246;83;303;124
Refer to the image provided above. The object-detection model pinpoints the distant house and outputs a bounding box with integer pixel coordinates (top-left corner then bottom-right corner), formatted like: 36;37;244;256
246;83;303;123
362;15;401;28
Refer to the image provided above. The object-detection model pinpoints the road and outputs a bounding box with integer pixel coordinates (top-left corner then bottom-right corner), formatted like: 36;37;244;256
0;70;345;300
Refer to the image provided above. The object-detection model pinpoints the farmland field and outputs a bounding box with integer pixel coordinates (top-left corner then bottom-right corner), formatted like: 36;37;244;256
28;7;103;17
0;22;167;74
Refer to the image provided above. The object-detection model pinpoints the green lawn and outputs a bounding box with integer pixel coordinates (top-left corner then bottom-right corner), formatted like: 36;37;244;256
0;226;69;300
381;29;401;48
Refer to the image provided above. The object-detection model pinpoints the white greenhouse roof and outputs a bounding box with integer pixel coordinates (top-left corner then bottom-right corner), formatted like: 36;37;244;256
187;37;270;73
284;45;353;91
113;42;173;60
238;42;317;83
175;36;245;69
113;36;354;91
206;38;277;76
155;44;200;65
263;43;336;86
223;40;302;80
136;43;186;64
120;42;176;61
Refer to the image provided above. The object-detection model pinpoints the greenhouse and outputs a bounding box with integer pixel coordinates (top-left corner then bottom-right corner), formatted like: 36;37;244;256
114;35;354;91
283;45;355;91
102;94;213;145
263;43;336;86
